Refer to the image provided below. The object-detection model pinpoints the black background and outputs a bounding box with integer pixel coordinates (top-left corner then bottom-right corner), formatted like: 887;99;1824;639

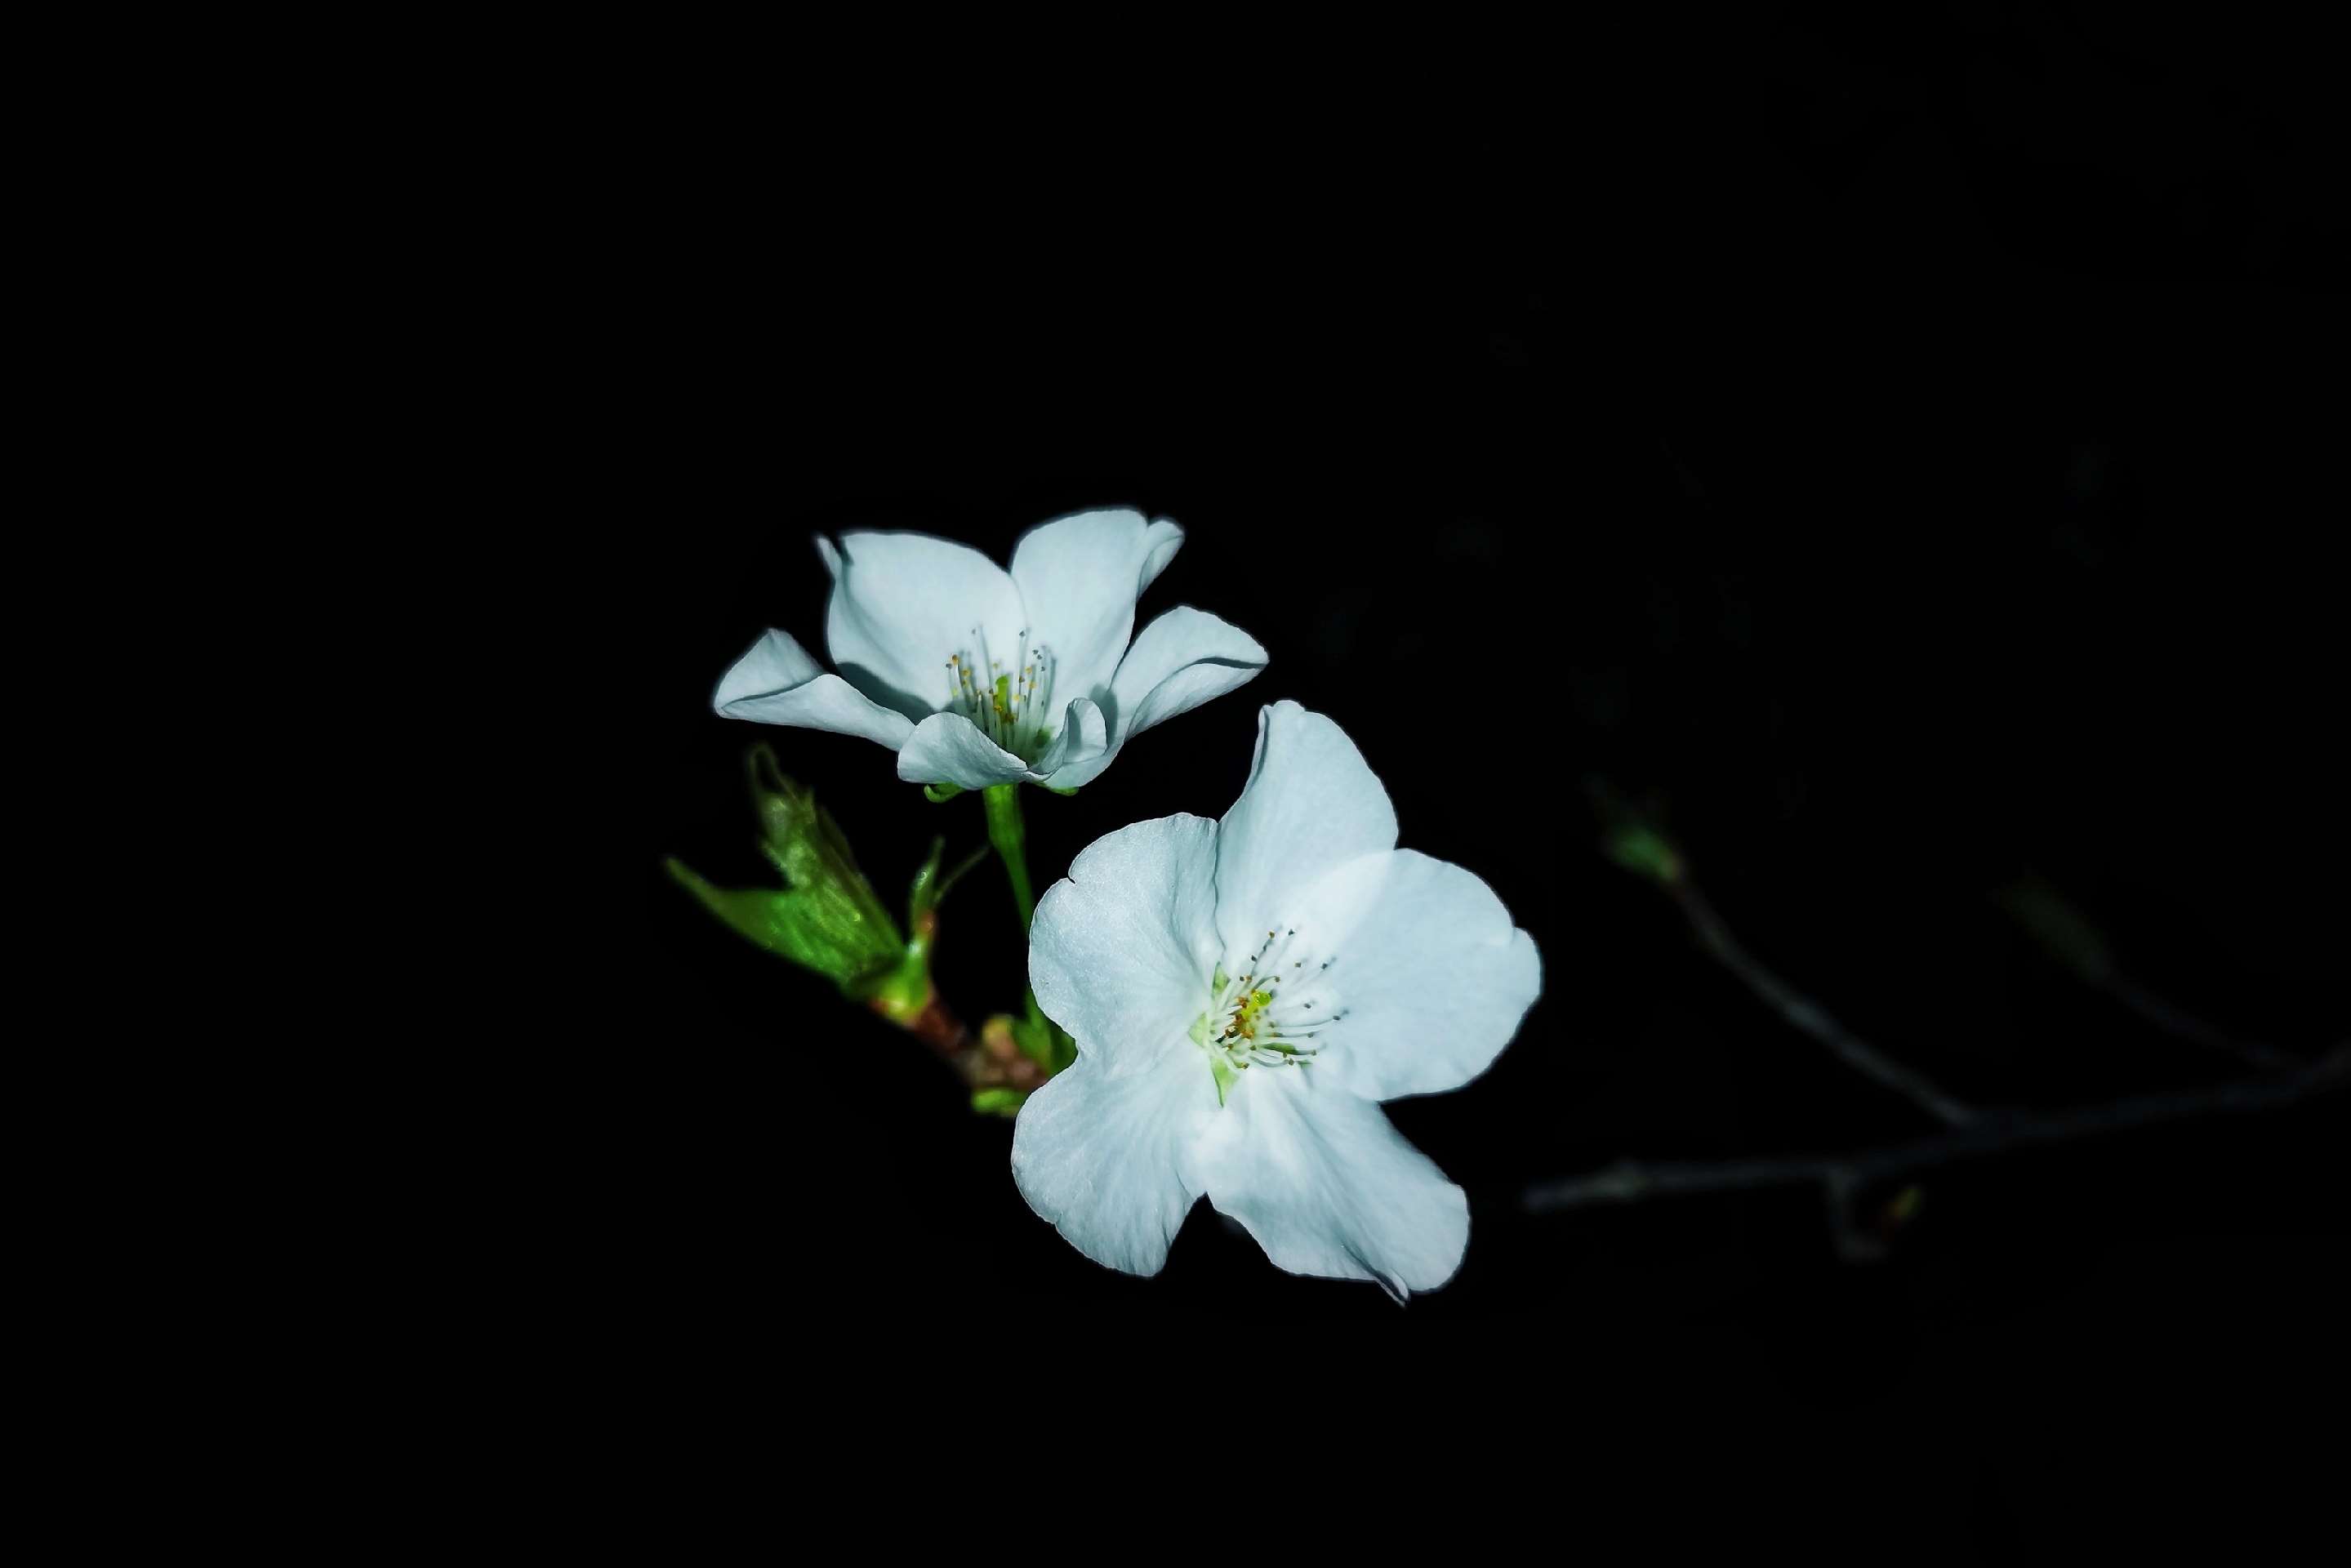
566;8;2344;1535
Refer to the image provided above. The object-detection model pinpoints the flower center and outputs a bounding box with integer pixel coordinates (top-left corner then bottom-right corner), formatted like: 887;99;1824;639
944;626;1058;763
1187;924;1349;1104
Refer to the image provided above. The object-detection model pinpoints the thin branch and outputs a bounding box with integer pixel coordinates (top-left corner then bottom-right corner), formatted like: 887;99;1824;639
1994;871;2302;1070
1668;880;1979;1128
2099;973;2296;1071
1523;1045;2350;1221
1580;800;2344;1258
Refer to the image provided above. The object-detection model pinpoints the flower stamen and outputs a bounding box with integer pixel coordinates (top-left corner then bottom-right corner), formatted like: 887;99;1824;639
1191;920;1349;1101
945;628;1058;762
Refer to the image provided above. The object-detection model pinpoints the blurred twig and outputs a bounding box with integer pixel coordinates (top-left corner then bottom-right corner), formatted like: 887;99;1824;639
1577;786;2347;1259
2101;975;2296;1070
1668;880;1979;1128
1996;871;2297;1070
1523;1045;2348;1255
1593;780;1975;1126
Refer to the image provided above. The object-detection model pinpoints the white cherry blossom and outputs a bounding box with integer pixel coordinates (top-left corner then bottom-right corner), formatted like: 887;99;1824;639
1012;702;1543;1298
713;509;1266;792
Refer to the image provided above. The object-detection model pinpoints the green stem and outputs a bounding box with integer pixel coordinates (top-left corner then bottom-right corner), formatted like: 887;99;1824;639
982;784;1036;932
984;784;1067;1064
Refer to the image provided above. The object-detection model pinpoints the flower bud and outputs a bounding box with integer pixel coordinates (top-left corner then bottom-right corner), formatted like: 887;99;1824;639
666;745;911;997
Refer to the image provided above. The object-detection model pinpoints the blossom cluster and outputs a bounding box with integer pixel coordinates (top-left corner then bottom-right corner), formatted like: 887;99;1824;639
715;508;1540;1298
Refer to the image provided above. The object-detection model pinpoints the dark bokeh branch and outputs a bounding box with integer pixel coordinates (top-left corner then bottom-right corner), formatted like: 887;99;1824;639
1995;871;2300;1071
1594;789;1976;1126
1586;797;2344;1260
1668;880;1979;1128
1525;1046;2349;1257
2096;974;2296;1071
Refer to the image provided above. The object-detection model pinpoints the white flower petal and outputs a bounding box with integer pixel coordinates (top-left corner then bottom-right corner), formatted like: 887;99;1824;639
1140;526;1184;593
1112;606;1268;741
1303;850;1542;1102
1213;702;1398;956
1184;1072;1468;1301
1028;814;1222;1080
710;629;916;749
1041;608;1271;791
1011;1049;1218;1277
1008;510;1187;704
1032;697;1109;782
895;712;1035;790
821;531;1025;721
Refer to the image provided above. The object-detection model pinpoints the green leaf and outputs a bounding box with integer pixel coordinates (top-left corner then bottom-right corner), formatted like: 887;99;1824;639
971;1088;1026;1118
